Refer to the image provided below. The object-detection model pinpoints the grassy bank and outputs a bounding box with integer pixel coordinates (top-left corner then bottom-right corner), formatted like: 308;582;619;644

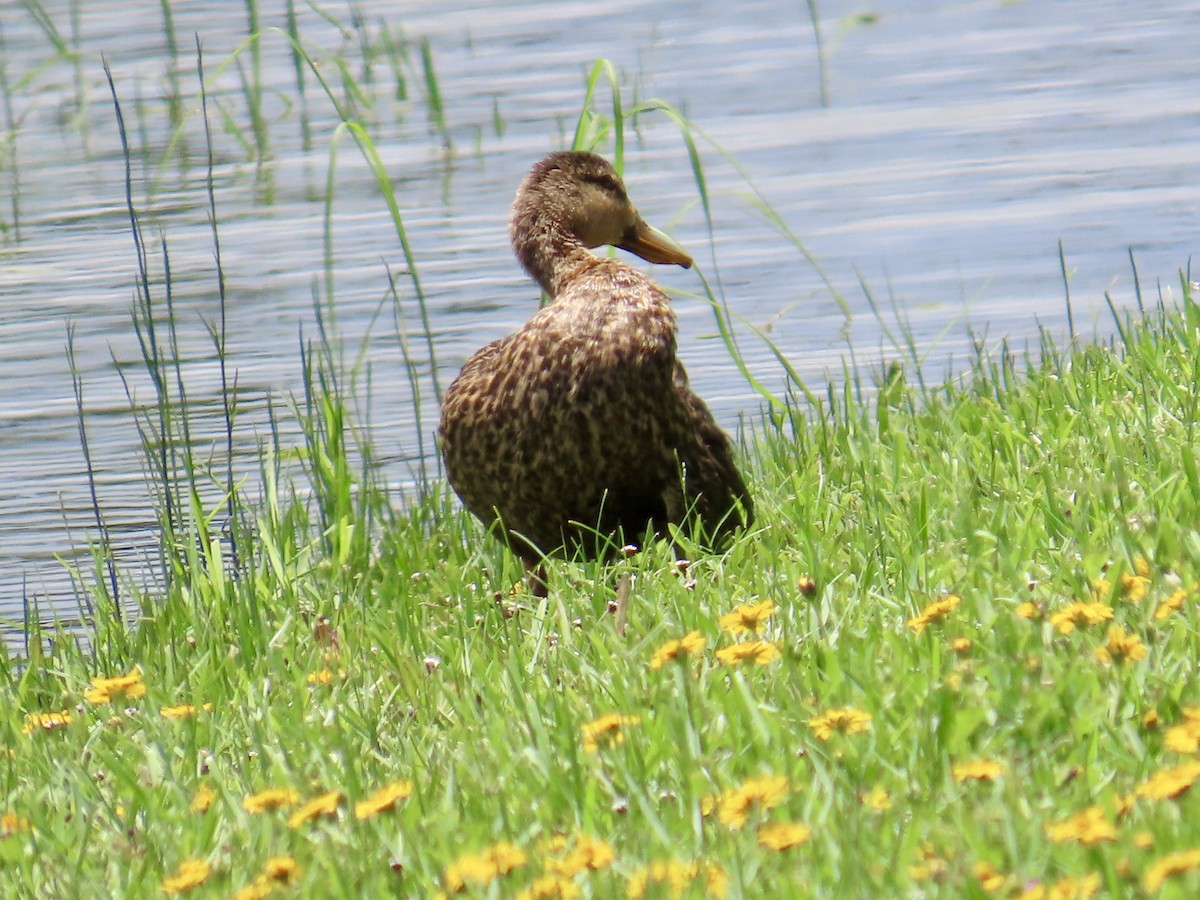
6;270;1200;897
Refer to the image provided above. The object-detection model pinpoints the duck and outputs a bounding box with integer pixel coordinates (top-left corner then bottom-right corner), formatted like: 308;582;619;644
438;151;752;594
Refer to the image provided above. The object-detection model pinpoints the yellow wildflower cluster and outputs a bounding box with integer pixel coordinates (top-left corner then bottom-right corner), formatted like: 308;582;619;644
626;859;727;898
1094;625;1147;665
1048;601;1114;635
972;860;1006;893
1015;601;1043;620
719;600;776;635
161;859;211;894
287;790;341;829
952;759;1005;783
714;640;781;667
161;703;213;720
443;841;526;893
1;811;29;837
1043;806;1117;846
580;713;640;754
757;820;811;851
908;842;951;881
907;594;961;634
516;875;581;900
22;709;73;736
354;780;413;819
650;631;707;669
1155;585;1190;620
808;707;872;741
1164;708;1200;754
1136;760;1200;800
1111;555;1151;600
1121;572;1151;601
1014;872;1100;899
231;856;301;900
702;774;789;829
861;786;892;811
242;788;301;814
191;784;216;814
84;668;146;705
1143;848;1200;892
545;833;616;877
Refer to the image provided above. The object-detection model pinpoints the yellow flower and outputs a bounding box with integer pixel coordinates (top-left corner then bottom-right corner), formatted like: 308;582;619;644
517;875;581;900
161;859;211;894
973;860;1007;893
354;779;414;819
757;820;811;851
1143;848;1200;892
230;878;274;900
808;707;872;740
719;600;776;635
650;631;707;669
1048;601;1114;635
952;759;1005;782
1094;625;1146;665
161;703;212;720
1144;708;1161;729
1015;601;1042;620
1043;806;1117;845
443;842;527;892
951;637;973;653
242;787;300;813
1133;554;1151;577
1155;587;1190;620
264;856;300;883
907;595;961;634
1136;760;1200;800
1134;831;1155;850
287;790;341;828
21;709;73;736
714;640;781;666
547;833;616;876
191;784;216;814
626;859;726;898
1114;792;1137;818
908;842;950;881
1;811;29;837
715;774;788;829
84;668;146;705
1165;710;1200;754
1016;873;1101;899
306;668;345;685
861;786;891;811
1121;572;1150;601
581;713;640;754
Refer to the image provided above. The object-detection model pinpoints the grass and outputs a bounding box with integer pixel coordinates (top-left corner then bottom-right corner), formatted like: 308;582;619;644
5;7;1200;898
9;236;1200;896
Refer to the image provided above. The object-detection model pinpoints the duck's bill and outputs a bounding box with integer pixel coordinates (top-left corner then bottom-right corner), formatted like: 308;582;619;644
617;218;693;268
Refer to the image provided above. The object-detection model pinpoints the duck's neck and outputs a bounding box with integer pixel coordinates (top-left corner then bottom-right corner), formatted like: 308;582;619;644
511;211;597;300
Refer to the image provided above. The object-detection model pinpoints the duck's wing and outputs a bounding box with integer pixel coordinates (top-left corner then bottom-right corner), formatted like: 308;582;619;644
669;361;754;544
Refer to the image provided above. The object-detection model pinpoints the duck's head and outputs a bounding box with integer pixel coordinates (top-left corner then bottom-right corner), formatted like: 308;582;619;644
510;151;693;292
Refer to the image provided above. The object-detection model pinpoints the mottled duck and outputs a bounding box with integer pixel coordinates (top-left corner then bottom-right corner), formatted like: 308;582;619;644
439;151;752;594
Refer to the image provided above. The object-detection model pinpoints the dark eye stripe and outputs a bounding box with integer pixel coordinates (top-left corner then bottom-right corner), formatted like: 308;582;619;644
582;173;626;200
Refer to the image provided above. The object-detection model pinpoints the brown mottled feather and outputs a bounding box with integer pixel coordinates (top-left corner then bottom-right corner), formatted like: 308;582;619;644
439;151;752;568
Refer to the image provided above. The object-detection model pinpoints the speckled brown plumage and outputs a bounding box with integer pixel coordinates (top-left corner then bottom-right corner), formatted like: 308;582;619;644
439;151;752;578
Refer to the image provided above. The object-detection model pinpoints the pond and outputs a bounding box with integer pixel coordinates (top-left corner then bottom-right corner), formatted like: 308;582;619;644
1;0;1197;646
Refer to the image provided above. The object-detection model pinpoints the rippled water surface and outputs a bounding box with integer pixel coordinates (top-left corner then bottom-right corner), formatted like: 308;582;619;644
1;0;1197;643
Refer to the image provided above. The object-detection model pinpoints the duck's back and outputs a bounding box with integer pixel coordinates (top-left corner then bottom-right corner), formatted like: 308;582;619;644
440;260;700;559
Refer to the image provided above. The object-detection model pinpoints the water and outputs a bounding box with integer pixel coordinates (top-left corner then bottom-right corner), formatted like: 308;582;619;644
1;0;1197;644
